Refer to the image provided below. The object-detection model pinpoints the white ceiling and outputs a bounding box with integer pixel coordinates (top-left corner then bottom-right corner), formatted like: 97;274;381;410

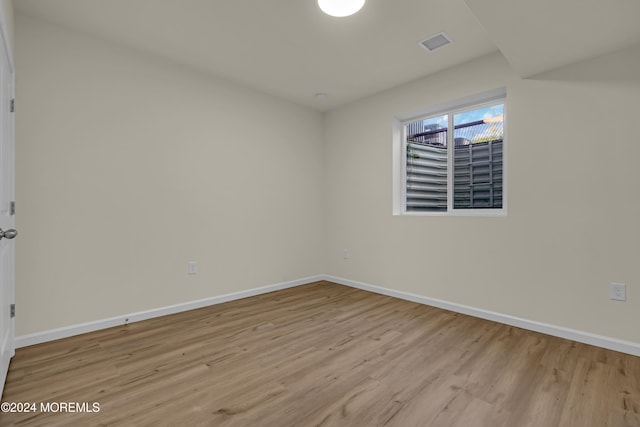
464;0;640;78
14;0;640;111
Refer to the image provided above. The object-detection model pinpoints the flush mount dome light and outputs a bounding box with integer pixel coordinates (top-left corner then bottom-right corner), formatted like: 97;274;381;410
318;0;365;17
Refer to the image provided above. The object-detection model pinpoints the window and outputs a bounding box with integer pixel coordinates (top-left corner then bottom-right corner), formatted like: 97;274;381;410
396;91;506;215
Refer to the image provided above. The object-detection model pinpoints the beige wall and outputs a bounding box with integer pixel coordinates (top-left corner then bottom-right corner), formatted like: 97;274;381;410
324;47;640;343
15;14;325;335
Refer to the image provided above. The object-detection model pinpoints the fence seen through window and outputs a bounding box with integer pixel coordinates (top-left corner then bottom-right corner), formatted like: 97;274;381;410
405;103;504;212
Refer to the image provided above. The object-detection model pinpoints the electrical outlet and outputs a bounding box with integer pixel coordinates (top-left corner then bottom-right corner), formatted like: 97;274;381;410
187;261;198;275
343;249;350;259
609;283;626;301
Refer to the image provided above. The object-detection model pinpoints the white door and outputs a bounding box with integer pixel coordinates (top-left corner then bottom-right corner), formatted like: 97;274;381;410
0;11;15;397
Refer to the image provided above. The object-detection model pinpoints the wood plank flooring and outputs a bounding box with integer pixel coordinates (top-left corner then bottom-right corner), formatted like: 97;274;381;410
1;281;639;426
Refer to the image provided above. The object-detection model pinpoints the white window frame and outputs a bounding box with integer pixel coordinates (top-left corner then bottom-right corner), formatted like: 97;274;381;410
392;87;507;217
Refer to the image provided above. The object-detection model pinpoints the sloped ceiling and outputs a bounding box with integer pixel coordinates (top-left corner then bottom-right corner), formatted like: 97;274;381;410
464;0;640;78
14;0;640;111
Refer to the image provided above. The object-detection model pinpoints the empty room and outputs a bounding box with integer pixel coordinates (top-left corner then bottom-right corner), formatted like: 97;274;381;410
0;0;639;425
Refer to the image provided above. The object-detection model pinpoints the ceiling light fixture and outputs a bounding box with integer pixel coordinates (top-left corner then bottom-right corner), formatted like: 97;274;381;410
318;0;365;17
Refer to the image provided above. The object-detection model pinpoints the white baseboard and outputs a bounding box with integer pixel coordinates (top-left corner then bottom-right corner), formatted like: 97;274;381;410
16;274;640;357
322;275;640;357
15;275;324;348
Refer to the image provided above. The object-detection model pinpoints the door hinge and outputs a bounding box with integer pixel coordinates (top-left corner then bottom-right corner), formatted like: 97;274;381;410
10;98;14;113
10;201;15;216
10;304;15;318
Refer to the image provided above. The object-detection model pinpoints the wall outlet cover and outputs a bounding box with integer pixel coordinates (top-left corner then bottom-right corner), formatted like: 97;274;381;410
609;283;626;301
187;261;198;275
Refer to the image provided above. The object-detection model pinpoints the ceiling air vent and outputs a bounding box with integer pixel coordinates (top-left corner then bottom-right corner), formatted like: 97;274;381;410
418;32;453;52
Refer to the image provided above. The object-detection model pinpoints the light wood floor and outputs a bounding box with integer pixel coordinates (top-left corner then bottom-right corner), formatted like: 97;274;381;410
1;281;639;426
